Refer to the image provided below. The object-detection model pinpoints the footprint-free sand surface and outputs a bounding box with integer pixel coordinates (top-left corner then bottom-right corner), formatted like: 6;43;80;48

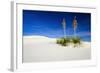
23;36;91;62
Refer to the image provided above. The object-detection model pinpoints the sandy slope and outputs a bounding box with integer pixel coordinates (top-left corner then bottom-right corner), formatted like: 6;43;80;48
23;36;91;62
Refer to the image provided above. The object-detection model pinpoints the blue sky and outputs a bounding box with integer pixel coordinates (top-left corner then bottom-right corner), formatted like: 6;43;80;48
23;10;91;41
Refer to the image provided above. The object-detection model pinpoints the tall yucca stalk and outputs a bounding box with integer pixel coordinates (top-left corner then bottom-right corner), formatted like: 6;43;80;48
62;18;66;38
73;16;77;37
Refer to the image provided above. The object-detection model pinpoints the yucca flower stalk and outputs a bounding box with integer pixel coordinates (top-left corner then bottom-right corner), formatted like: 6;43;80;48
62;18;66;38
73;16;77;37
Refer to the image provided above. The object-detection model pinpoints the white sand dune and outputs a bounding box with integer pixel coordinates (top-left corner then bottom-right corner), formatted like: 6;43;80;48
23;36;91;62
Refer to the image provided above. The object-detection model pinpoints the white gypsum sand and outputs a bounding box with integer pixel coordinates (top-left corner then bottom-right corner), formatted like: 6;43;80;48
23;36;91;62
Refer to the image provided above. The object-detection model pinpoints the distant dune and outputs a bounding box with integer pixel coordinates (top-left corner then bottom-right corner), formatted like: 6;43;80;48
23;35;91;62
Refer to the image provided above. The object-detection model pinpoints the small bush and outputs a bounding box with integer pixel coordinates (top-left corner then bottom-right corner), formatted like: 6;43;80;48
56;37;81;47
56;39;61;44
71;37;81;47
56;37;70;46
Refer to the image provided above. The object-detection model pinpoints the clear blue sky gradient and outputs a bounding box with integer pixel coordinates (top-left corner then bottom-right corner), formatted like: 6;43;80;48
23;10;91;41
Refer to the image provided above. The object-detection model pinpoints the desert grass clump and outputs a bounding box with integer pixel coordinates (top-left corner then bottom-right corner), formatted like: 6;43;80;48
71;37;81;47
56;39;61;44
56;37;81;47
56;37;70;46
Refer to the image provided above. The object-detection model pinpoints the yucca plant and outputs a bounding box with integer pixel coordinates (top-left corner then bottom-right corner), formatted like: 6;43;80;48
56;37;70;46
61;38;67;46
71;37;81;47
56;39;61;44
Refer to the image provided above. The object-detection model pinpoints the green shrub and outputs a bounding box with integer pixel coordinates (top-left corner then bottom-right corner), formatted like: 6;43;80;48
56;37;70;46
56;39;60;44
71;37;81;47
56;37;81;47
